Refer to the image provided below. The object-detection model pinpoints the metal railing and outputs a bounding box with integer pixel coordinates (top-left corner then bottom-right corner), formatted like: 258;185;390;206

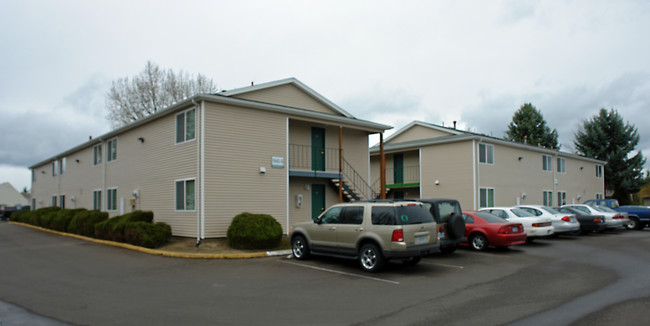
372;166;420;194
289;144;340;172
342;157;377;200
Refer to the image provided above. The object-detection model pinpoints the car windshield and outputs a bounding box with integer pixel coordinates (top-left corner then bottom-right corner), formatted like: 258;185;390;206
511;208;534;217
598;206;618;213
541;206;560;214
476;212;507;223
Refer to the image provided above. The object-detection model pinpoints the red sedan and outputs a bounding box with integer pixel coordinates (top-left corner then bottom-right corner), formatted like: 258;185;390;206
461;211;527;251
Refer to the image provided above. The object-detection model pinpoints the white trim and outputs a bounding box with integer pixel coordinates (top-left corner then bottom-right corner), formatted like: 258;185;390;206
543;190;554;206
106;187;118;211
472;139;477;210
479;187;495;208
418;148;423;198
478;143;494;165
383;120;464;144
106;137;118;163
174;178;197;212
92;189;102;210
175;108;197;145
542;154;553;172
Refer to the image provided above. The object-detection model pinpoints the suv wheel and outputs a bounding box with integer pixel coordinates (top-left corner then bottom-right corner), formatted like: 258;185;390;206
359;243;385;272
291;235;310;260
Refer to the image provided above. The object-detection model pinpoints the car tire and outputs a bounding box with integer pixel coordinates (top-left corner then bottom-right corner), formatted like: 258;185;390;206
625;218;640;230
291;235;310;260
446;213;466;239
359;243;385;272
440;246;457;254
469;233;488;251
401;256;421;266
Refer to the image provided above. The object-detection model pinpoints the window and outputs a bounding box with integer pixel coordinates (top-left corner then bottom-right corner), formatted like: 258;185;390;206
93;144;102;165
557;191;567;206
52;196;57;207
543;190;553;206
480;188;495;208
59;158;66;175
107;188;117;211
542;155;553;172
479;143;494;164
557;157;566;174
59;195;65;209
107;139;117;162
176;109;196;143
596;193;604;200
93;190;102;210
175;179;195;211
596;165;603;178
321;206;364;224
52;161;58;176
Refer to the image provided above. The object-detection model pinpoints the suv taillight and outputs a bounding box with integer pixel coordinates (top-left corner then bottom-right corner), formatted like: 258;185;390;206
392;229;404;242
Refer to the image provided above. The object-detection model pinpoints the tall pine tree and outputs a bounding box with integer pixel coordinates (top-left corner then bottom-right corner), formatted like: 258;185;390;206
506;103;559;149
574;108;646;204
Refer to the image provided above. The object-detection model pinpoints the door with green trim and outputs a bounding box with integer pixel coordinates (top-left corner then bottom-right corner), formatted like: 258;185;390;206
311;127;325;171
394;153;404;184
311;184;326;220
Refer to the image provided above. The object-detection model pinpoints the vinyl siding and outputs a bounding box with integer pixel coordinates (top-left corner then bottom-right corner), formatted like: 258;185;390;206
231;84;339;116
420;142;474;208
202;102;288;237
386;125;455;144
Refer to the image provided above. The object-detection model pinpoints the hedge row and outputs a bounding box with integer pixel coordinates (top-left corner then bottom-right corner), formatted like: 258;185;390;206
11;208;171;248
227;212;282;250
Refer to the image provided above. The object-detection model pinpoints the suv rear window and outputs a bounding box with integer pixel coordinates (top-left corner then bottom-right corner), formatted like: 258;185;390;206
371;205;434;225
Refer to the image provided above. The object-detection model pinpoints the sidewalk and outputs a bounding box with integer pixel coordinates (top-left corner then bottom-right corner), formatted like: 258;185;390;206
9;222;293;259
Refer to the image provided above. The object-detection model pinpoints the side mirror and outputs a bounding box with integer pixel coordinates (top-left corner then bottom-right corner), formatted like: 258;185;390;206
313;218;322;225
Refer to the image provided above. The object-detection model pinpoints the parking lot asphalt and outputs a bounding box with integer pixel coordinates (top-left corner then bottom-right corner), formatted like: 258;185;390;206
1;220;649;326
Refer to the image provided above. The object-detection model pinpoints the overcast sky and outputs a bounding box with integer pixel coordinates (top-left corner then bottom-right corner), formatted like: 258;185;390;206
1;0;649;192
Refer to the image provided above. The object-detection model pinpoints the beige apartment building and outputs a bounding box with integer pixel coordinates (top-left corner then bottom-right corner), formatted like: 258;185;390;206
30;78;390;239
370;121;606;210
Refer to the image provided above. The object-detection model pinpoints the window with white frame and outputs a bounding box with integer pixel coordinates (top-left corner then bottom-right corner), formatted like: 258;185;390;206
557;191;567;206
596;193;604;200
107;188;117;211
59;195;65;209
93;190;102;210
596;165;603;178
542;155;553;172
556;157;566;174
479;187;495;208
93;144;102;165
52;161;58;176
543;190;553;206
52;195;57;207
479;143;494;164
176;109;196;144
175;179;196;211
107;139;117;162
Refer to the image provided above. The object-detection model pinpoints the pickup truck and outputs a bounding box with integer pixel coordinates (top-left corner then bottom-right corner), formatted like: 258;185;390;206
583;199;650;230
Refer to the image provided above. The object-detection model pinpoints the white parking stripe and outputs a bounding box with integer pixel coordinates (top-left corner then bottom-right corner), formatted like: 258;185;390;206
421;261;465;269
281;260;400;285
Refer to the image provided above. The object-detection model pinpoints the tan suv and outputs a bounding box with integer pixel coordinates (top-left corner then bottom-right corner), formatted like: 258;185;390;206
290;200;439;272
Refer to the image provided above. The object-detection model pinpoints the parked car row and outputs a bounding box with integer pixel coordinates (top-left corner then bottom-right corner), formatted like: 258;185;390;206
289;198;643;273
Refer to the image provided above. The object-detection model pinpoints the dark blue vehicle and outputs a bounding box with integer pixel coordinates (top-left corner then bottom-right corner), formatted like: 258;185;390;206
583;199;650;230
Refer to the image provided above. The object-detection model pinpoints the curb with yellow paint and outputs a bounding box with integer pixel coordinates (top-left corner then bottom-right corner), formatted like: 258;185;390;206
9;221;292;259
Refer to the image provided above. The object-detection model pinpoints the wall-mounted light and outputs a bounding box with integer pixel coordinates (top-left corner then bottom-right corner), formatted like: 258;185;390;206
521;192;527;199
138;137;145;143
580;166;584;170
41;171;45;174
435;180;440;185
259;167;267;174
75;159;80;163
518;157;523;161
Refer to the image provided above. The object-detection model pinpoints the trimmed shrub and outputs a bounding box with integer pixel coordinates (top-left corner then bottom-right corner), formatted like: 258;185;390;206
94;211;154;242
68;210;108;237
227;212;282;250
124;221;172;248
51;209;87;232
34;207;62;228
10;210;35;224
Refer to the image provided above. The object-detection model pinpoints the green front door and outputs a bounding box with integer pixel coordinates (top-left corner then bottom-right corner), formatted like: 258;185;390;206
311;127;325;171
311;184;326;220
394;153;404;184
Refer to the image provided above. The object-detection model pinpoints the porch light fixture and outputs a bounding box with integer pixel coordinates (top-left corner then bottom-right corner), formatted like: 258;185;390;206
138;137;145;143
518;156;523;161
259;167;267;174
435;180;440;185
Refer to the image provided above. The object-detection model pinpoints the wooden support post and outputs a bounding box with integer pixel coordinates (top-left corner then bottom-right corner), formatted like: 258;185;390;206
380;133;386;199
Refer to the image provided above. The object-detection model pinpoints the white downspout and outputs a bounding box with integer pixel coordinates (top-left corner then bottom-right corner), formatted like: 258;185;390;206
286;117;290;234
418;148;423;198
200;100;206;240
474;139;480;210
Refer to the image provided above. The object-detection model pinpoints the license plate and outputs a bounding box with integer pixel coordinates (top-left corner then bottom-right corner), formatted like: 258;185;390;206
438;232;445;238
513;227;518;232
416;236;427;244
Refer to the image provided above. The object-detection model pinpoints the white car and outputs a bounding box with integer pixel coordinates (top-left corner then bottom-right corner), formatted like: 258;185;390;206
516;205;581;235
561;204;624;230
479;207;554;240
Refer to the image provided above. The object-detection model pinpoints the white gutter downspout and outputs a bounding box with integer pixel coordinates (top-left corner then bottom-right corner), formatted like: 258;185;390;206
418;148;423;198
472;139;477;210
100;138;106;211
201;101;206;240
286;117;290;234
192;99;204;246
475;139;481;210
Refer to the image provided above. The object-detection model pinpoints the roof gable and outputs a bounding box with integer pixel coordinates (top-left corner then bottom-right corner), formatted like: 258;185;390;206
385;121;463;145
220;78;353;118
0;182;28;206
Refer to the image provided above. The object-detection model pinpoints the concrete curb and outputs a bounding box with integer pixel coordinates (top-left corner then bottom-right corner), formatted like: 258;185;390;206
8;221;291;259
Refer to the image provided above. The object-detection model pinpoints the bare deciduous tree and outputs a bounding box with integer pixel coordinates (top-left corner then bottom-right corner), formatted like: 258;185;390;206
106;61;218;128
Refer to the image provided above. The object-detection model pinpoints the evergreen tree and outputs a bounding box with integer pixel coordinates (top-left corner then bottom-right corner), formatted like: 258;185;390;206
506;103;559;149
574;108;646;204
